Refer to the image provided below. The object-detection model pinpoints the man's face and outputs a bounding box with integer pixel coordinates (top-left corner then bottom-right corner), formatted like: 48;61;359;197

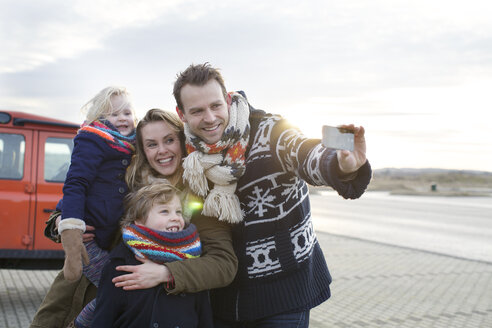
178;79;229;144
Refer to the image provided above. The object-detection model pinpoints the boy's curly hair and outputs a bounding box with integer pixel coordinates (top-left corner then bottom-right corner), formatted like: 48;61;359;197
120;180;183;227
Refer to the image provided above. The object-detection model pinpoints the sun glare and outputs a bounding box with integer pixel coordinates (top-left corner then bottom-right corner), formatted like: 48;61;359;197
280;79;492;171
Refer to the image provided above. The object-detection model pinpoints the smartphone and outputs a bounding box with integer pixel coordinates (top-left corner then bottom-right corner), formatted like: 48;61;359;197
322;125;354;151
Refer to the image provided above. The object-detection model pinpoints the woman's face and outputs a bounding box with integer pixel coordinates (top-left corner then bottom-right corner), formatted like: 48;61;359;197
141;121;182;177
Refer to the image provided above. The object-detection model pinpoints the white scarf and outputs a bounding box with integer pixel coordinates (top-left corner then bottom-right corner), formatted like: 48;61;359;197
182;92;250;223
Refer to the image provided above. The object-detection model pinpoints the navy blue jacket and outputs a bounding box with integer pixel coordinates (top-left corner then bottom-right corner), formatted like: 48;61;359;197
61;131;132;249
92;242;214;328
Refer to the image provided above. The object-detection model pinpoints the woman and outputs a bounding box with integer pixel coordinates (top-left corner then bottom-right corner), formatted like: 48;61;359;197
30;109;237;328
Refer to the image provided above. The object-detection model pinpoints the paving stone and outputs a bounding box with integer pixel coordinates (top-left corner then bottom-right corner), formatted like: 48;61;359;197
1;232;491;327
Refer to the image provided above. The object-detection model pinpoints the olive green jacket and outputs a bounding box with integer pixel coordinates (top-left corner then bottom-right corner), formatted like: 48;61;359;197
165;213;238;293
30;212;237;327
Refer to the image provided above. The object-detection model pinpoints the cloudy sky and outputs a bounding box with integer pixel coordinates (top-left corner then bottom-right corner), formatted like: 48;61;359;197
1;0;491;171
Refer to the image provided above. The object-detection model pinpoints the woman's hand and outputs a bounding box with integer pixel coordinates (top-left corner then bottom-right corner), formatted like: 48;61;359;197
112;257;173;290
82;225;95;242
55;215;95;243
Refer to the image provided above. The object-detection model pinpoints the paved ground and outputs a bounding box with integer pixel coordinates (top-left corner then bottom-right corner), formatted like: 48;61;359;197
1;231;492;328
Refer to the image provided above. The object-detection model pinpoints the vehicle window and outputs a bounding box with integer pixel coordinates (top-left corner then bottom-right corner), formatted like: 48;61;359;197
0;133;25;180
45;137;73;182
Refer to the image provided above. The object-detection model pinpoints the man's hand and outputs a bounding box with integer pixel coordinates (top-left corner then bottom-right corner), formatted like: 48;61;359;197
337;124;367;174
112;257;173;290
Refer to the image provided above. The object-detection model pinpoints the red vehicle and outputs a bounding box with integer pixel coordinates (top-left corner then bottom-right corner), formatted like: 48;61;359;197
0;110;79;265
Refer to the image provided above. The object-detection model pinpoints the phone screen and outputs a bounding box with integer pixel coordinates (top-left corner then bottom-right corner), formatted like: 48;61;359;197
322;125;354;151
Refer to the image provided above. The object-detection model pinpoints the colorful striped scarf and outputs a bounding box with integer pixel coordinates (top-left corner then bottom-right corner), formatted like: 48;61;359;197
182;92;250;223
122;223;201;263
79;120;136;155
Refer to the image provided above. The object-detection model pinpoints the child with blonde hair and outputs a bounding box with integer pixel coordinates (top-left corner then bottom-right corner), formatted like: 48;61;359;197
57;86;137;327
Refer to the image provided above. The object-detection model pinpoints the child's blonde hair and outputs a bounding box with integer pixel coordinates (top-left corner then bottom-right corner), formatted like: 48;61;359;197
81;86;136;125
120;180;185;227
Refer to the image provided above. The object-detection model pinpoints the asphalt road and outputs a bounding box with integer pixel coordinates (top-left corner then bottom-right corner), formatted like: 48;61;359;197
310;191;492;263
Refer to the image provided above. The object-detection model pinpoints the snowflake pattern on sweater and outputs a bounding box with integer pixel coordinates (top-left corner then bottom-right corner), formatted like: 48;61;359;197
238;115;322;278
212;108;372;322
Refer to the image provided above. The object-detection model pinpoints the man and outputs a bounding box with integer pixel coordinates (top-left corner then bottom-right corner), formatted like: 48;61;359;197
174;63;372;327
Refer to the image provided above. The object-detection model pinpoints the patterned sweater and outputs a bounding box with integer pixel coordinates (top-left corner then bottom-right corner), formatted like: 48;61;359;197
211;109;372;321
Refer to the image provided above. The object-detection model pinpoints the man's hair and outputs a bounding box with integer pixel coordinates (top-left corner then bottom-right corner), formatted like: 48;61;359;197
120;181;181;227
173;63;227;111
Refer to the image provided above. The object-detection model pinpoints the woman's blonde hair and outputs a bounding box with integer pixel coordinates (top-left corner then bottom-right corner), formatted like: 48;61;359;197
120;180;184;227
81;86;136;125
125;108;185;190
